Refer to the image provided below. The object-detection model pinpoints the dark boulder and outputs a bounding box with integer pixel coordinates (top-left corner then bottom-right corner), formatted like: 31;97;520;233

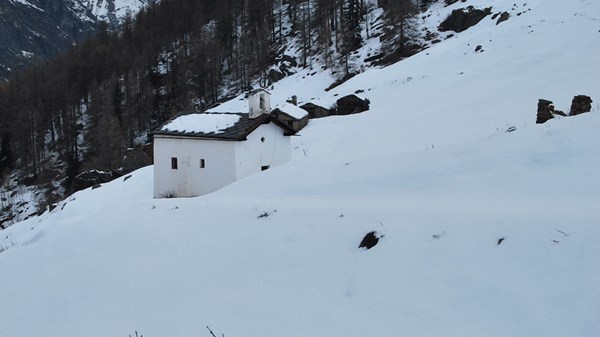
122;145;152;173
275;54;297;76
536;99;554;124
359;231;381;250
569;95;593;116
496;12;510;25
268;68;286;84
73;170;122;192
280;54;298;67
439;6;492;33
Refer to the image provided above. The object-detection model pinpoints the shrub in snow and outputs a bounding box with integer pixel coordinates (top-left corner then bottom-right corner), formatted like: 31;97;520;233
432;231;446;240
206;325;225;337
257;209;277;219
158;190;177;199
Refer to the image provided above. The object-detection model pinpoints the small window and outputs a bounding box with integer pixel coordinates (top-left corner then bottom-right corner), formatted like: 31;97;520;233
259;94;266;109
171;157;178;170
200;158;205;168
261;165;270;171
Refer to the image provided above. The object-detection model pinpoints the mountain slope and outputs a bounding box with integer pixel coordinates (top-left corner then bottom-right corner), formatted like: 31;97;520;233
0;0;151;80
83;0;154;26
0;0;599;336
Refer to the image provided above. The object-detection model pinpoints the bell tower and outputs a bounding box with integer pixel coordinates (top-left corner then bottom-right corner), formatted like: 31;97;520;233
249;88;271;118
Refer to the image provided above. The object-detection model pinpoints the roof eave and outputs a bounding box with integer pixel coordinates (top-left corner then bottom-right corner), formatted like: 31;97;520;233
153;132;244;141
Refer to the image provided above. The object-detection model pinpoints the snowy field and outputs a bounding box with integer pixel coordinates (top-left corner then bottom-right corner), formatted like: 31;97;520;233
1;0;599;336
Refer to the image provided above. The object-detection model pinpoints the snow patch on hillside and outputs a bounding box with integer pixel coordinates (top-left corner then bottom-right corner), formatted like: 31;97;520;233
87;0;147;22
10;0;43;12
71;0;154;25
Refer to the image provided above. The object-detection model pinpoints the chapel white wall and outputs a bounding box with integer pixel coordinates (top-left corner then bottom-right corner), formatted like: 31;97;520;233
235;123;291;180
154;136;237;198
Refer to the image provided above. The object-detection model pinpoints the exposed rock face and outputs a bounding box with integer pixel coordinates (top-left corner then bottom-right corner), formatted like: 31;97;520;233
122;145;153;173
537;96;593;124
536;99;554;124
72;169;122;192
268;69;286;84
569;95;593;116
445;0;460;5
439;6;492;33
275;54;297;76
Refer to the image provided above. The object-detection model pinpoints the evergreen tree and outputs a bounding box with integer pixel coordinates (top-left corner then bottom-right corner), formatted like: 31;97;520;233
0;133;13;176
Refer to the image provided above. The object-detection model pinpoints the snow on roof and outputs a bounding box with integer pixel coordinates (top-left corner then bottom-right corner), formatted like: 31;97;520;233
275;103;309;119
249;88;271;95
206;94;247;113
161;113;241;134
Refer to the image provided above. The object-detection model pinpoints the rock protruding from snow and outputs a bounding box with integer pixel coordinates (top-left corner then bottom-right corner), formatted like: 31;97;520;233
495;12;510;25
359;231;381;250
536;99;555;124
268;68;286;83
569;95;593;116
439;6;493;33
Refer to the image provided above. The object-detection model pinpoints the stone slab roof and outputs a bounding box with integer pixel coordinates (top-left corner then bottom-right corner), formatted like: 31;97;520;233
153;112;295;141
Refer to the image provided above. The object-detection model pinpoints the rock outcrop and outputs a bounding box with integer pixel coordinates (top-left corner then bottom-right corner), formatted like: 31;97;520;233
569;95;593;116
439;6;492;33
536;99;555;124
537;96;593;124
495;12;510;25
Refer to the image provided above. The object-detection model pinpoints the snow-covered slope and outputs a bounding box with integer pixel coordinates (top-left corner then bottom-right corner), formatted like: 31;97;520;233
1;0;599;336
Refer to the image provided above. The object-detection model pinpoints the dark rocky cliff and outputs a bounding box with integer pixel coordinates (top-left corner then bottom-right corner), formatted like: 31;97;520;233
0;0;99;80
0;0;151;80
